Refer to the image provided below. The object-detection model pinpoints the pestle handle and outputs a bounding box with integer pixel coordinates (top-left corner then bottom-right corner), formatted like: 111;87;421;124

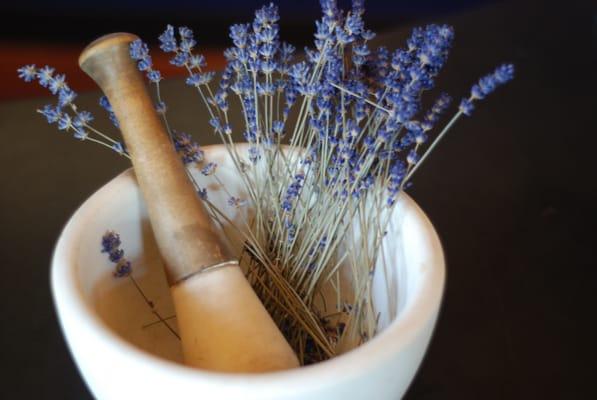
80;33;299;372
80;33;225;284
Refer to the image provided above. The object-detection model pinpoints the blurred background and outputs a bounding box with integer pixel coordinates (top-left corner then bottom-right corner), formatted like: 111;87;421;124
1;0;495;101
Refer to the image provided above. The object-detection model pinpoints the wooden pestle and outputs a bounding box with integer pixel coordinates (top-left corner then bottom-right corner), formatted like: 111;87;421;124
79;33;299;372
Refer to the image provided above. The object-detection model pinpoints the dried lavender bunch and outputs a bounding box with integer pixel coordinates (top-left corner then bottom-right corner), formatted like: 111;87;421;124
150;1;512;362
19;0;514;365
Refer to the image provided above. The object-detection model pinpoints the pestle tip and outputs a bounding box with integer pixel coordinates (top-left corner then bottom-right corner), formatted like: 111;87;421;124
79;32;139;69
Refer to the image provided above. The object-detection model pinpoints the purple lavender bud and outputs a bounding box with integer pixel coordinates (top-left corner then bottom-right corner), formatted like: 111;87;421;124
173;131;204;164
320;0;338;17
57;114;72;131
58;88;77;108
281;173;305;213
248;146;261;163
197;188;208;200
179;38;197;54
186;72;215;87
37;65;55;87
17;64;37;82
352;0;365;15
230;24;249;48
100;96;120;127
112;142;125;154
243;130;257;142
136;56;152;72
189;54;207;69
459;98;475;116
101;231;122;253
272;120;285;136
260;60;277;74
99;96;112;112
259;43;276;58
289;62;309;84
48;74;67;95
147;70;162;83
257;26;279;44
114;261;132;278
209;117;223;132
170;52;188;67
178;26;193;40
73;128;88;141
470;63;515;100
73;111;93;127
39;105;61;124
108;113;120;128
406;149;420;165
173;131;191;150
361;29;376;41
422;92;451;130
129;39;149;60
201;162;217;176
345;14;364;37
227;196;247;208
155;101;167;114
279;42;295;62
159;25;177;53
335;27;353;45
185;142;205;163
109;248;124;263
253;3;279;31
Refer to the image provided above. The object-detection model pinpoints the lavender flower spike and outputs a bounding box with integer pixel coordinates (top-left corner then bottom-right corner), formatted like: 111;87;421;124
99;231;179;339
101;230;131;277
129;39;163;83
17;64;129;155
173;131;204;164
460;63;515;116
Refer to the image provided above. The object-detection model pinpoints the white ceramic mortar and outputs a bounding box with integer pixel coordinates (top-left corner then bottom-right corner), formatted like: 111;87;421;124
51;144;445;400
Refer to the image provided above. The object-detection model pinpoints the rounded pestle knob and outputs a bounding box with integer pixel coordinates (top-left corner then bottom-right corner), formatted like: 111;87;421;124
79;32;299;372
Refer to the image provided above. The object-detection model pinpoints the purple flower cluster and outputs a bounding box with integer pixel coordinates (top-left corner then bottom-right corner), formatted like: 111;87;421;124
19;65;81;134
101;231;132;277
99;96;120;128
158;25;206;70
264;1;510;207
201;161;217;176
17;65;127;155
173;131;204;164
281;172;305;213
227;196;247;208
130;39;162;83
197;187;208;200
386;160;407;206
218;3;299;143
186;72;215;88
422;93;452;133
268;7;460;206
459;64;515;116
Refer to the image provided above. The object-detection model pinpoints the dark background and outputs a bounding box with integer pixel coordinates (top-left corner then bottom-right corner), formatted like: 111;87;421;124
1;0;596;398
2;0;490;44
0;0;493;101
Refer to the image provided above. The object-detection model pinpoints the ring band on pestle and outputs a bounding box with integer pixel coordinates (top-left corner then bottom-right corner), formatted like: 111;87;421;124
171;260;240;286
